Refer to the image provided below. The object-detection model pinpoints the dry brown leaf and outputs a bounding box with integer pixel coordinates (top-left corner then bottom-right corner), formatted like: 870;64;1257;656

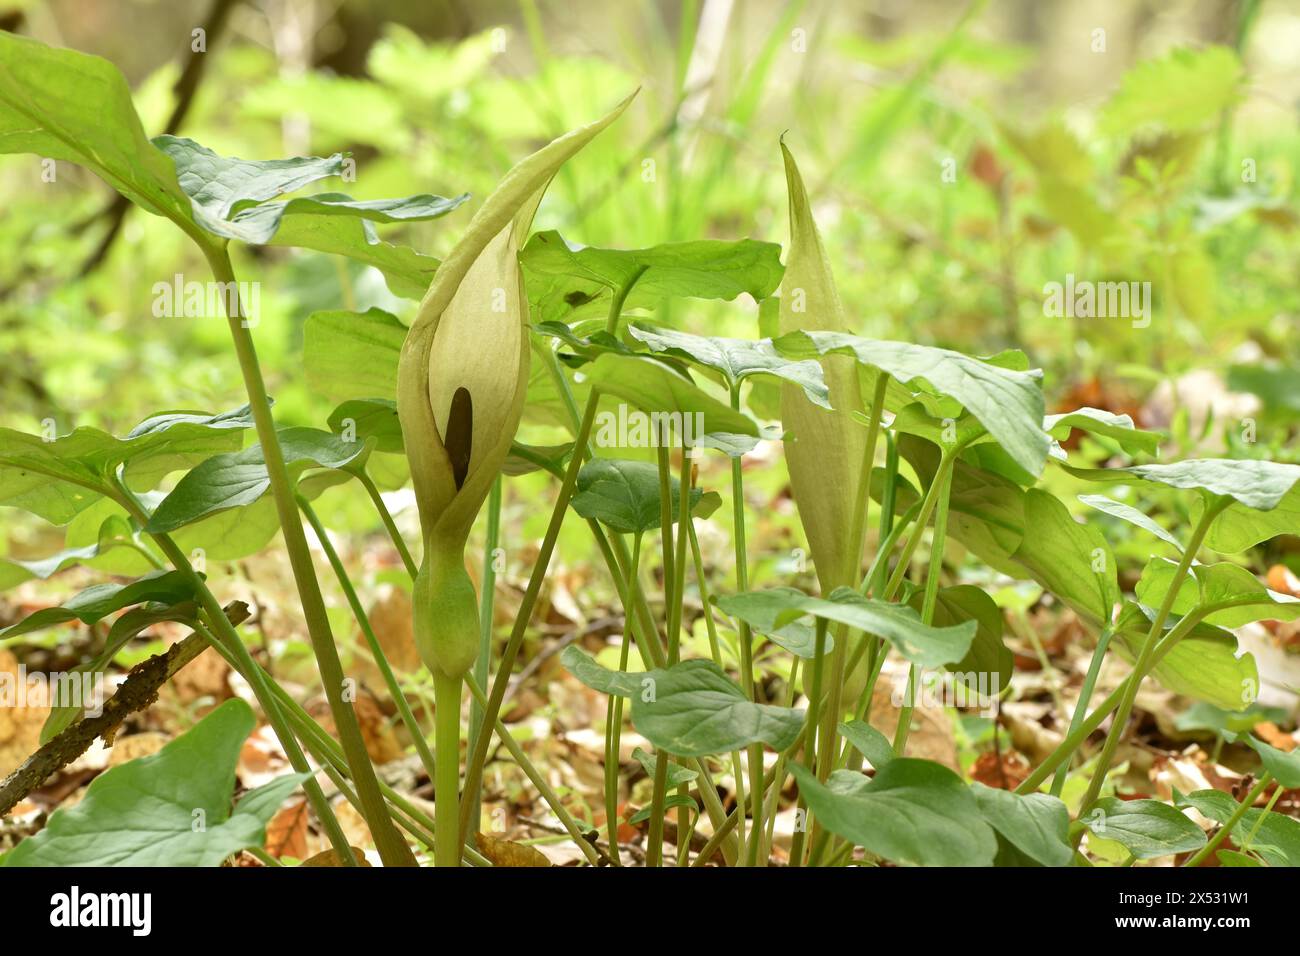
0;649;50;777
301;847;372;867
238;724;290;788
367;585;420;674
168;645;231;703
867;665;959;771
106;731;169;767
265;796;310;860
307;687;405;765
1254;721;1296;751
476;832;551;867
970;749;1030;790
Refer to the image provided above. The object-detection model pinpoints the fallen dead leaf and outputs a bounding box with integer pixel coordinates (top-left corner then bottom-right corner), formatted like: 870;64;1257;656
1254;721;1296;751
168;644;231;703
301;846;372;867
971;749;1030;790
265;795;310;860
476;832;551;867
366;585;420;674
106;731;169;767
0;649;51;777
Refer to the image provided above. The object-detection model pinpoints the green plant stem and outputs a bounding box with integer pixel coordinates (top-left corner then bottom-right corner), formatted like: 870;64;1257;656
1077;500;1226;815
1240;775;1283;852
727;383;765;867
645;446;676;867
881;451;956;602
1050;627;1113;797
296;494;438;784
433;670;464;867
788;617;829;867
468;476;503;836
458;267;647;843
1017;606;1213;794
1183;773;1272;867
817;374;888;784
685;517;749;863
357;471;418;578
195;625;492;865
1011;609;1067;721
200;242;413;867
671;448;693;866
605;532;642;865
894;459;953;754
462;675;604;866
110;478;356;865
760;658;801;862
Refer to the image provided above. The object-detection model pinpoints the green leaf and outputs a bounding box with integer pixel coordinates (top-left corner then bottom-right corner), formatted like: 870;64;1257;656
2;699;308;866
0;571;196;643
1113;602;1257;711
1079;494;1182;550
0;33;190;223
1102;46;1244;136
1240;736;1300;788
269;211;445;300
1064;458;1300;511
1174;702;1288;736
1204;484;1300;554
891;436;1028;578
775;331;1049;477
0;542;114;592
583;353;761;442
1136;559;1300;628
1085;797;1205;860
913;584;1013;691
837;719;895;769
970;783;1073;867
631;747;699;788
628;794;697;825
146;428;370;533
504;441;573;477
1217;849;1264;866
1010;489;1119;625
327;399;404;455
1174;788;1300;867
153;135;466;297
520;230;784;322
1044;407;1162;457
789;761;997;866
156;134;468;242
559;646;643;698
631;660;805;757
627;323;830;409
1067;459;1300;553
0;407;255;525
570;458;718;534
304;308;405;403
716;587;976;668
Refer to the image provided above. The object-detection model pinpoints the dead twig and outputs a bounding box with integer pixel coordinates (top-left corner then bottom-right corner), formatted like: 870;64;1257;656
0;601;249;815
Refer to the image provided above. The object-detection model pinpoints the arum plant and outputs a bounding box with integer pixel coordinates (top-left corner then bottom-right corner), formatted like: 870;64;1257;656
396;93;636;866
6;31;1300;872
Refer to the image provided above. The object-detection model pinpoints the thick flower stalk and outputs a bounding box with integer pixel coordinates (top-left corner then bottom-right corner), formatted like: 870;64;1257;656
397;92;634;866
